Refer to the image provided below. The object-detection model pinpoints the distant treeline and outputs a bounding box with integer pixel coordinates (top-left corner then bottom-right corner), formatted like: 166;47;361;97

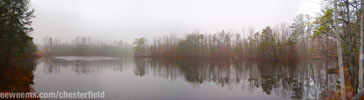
132;14;338;61
42;14;333;62
133;15;318;61
134;29;297;61
42;37;133;57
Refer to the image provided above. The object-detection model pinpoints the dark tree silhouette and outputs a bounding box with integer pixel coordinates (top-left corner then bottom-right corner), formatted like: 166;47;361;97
0;0;36;65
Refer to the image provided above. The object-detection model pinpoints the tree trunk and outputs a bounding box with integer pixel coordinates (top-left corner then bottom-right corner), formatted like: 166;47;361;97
359;0;364;90
345;0;358;94
334;0;346;99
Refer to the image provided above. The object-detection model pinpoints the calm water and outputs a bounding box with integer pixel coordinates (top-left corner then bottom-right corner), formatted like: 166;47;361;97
1;56;340;100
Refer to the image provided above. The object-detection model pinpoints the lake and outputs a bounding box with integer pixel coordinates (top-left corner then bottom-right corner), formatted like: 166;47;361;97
1;56;340;100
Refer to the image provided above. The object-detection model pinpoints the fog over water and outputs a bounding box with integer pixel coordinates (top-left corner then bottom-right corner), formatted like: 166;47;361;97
3;0;357;99
29;0;321;44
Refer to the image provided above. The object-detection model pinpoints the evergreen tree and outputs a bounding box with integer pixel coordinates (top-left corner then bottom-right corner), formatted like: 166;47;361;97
0;0;35;65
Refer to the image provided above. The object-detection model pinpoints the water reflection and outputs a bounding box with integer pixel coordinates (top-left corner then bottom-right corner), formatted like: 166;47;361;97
39;57;340;99
42;56;131;74
133;59;339;100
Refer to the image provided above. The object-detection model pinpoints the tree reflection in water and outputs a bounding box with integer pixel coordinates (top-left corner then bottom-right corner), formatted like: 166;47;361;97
134;59;339;100
42;57;339;99
41;57;130;74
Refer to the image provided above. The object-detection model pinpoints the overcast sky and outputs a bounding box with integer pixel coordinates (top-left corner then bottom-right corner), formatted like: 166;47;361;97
29;0;322;44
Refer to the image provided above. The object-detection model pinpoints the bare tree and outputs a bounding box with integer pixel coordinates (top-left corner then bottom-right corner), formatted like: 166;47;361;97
359;0;364;90
334;0;346;99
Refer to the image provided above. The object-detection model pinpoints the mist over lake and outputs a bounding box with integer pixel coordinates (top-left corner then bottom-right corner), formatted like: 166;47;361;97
1;0;364;100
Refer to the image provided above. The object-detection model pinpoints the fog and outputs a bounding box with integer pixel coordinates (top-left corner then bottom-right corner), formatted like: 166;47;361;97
29;0;321;44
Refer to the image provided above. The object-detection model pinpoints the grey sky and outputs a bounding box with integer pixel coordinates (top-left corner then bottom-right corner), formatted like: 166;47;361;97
29;0;322;44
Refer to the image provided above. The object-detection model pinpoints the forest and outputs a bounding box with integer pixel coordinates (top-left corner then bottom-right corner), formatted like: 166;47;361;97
133;23;305;61
130;13;340;62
